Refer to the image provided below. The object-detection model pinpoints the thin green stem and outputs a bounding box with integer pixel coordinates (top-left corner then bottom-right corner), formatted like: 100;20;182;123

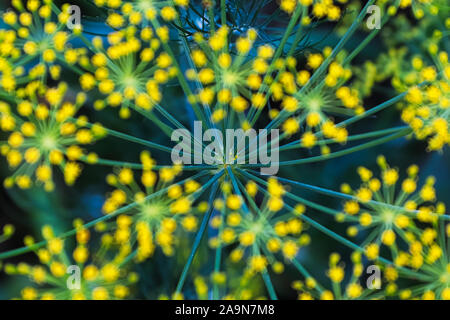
257;172;449;220
175;170;223;293
70;117;173;153
226;167;250;214
242;127;411;168
291;259;324;295
279;126;407;151
81;156;215;171
151;19;210;127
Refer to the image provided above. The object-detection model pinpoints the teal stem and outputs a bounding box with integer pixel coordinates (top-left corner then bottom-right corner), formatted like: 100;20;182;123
256;172;449;220
279;126;408;151
70;117;173;153
343;4;397;67
175;170;223;294
254;245;278;300
262;269;278;300
291;259;324;294
226;167;250;215
129;106;175;137
239;169;344;218
242;128;412;168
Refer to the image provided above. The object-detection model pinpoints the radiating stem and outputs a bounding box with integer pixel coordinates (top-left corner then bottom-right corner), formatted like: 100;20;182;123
291;259;324;295
254;244;278;300
175;170;223;294
226;167;250;215
279;126;408;151
242;127;412;168
70;117;173;153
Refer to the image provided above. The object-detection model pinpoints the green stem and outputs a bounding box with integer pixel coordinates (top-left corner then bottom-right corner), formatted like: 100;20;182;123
151;19;209;127
260;172;449;220
175;170;223;293
262;267;278;300
71;118;173;153
129;105;175;137
221;0;227;30
291;259;324;295
226;167;250;215
82;156;215;171
343;4;397;67
279;126;407;151
242;128;411;168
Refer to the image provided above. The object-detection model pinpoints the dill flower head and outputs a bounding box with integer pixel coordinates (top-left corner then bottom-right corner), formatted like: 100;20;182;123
3;223;138;300
210;179;310;275
400;51;449;151
0;82;106;190
185;27;272;122
381;213;450;300
76;26;176;118
339;155;443;254
391;219;450;300
1;1;75;83
261;49;364;150
102;152;207;260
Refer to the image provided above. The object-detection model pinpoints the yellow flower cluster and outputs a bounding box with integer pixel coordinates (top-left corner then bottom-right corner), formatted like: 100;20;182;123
102;152;206;260
186;27;273;124
270;49;360;148
293;252;382;300
4;223;137;300
393;219;450;300
339;155;443;252
0;83;106;190
96;0;189;27
77;26;176;118
209;179;309;275
401;52;449;151
1;0;75;85
280;0;342;22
